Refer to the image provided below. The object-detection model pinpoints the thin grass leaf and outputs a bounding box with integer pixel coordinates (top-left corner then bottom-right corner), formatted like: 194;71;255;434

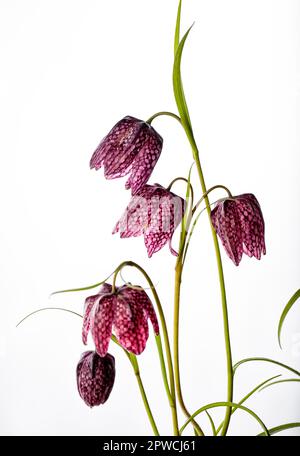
233;357;300;377
259;378;300;393
173;25;194;134
215;374;281;435
257;422;300;436
174;0;182;55
179;401;270;436
179;163;194;254
50;269;115;296
16;307;83;327
278;289;300;349
205;411;217;436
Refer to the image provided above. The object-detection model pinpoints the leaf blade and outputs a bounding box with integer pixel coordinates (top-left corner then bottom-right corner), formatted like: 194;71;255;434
180;401;270;436
278;289;300;349
233;357;300;377
16;307;83;327
257;422;300;436
172;25;194;133
215;375;281;435
174;0;182;56
259;378;300;393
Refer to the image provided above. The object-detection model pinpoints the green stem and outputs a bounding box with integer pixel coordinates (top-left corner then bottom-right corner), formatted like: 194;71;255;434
146;111;182;125
192;184;233;214
113;261;179;436
186;130;233;436
129;354;160;436
174;260;205;436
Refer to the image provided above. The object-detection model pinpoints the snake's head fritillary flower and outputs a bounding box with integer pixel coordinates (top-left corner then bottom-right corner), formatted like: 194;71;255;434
113;184;185;257
211;193;266;266
90;116;163;195
76;351;115;407
82;283;159;357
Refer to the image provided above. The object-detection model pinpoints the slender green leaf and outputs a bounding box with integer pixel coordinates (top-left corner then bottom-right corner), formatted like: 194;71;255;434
174;0;182;55
278;289;300;349
50;270;115;296
16;307;83;327
179;163;194;254
259;378;300;393
257;422;300;436
179;401;270;436
233;357;300;377
215;375;281;435
205;411;217;436
173;25;194;133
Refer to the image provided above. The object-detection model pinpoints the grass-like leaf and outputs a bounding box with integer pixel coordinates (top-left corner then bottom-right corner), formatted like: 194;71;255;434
233;357;300;377
50;269;115;296
174;0;182;56
173;25;193;135
205;410;217;436
259;378;300;393
257;422;300;436
16;307;83;327
179;163;194;255
215;374;281;435
278;289;300;349
179;401;270;436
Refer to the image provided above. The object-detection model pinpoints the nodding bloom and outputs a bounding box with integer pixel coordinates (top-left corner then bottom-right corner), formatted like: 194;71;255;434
113;184;185;257
76;351;115;407
211;193;266;266
90;116;163;195
82;283;159;357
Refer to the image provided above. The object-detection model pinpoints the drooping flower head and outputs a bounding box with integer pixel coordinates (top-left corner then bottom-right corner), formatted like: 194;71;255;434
113;184;185;257
90;116;163;195
76;351;115;407
83;283;159;357
211;193;266;266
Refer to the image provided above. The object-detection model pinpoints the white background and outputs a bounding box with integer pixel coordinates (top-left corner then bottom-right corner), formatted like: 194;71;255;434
0;0;299;436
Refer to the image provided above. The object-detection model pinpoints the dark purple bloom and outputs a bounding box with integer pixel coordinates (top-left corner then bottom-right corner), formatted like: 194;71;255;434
211;193;266;266
83;283;159;357
76;351;115;407
113;184;185;257
90;116;163;195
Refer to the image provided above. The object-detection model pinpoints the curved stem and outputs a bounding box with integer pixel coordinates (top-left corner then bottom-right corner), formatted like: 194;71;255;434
167;177;194;207
113;261;179;436
179;401;269;436
174;260;204;436
192;184;232;215
178;120;233;436
215;374;281;435
146;111;182;125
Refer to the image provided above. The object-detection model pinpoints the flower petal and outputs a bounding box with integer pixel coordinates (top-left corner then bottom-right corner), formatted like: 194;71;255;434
82;294;99;345
90;294;116;357
236;193;266;260
125;127;163;195
90;116;143;174
121;286;160;335
144;231;172;257
113;293;149;355
211;200;243;266
82;283;113;345
112;194;148;238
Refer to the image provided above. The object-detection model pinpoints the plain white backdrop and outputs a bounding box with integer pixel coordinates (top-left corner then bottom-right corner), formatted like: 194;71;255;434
0;0;299;436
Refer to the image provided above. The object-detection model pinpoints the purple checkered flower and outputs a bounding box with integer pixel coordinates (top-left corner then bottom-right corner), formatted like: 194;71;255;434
211;193;266;266
113;184;185;257
90;116;163;195
82;283;159;357
76;351;115;407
